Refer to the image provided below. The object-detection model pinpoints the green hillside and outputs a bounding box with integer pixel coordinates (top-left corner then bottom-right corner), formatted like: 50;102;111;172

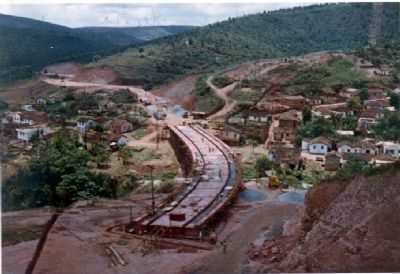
76;26;194;46
0;13;192;85
92;3;400;90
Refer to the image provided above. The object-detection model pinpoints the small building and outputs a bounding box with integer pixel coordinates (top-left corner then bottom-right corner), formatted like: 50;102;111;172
219;125;242;146
154;111;167;120
373;155;397;166
275;110;300;128
339;88;359;99
36;97;47;105
308;137;332;155
325;152;341;171
376;141;400;158
76;117;94;133
22;105;35;112
337;140;378;156
340;153;374;166
6;111;48;125
268;143;299;165
16;125;49;141
336;130;354;136
364;99;389;110
357;109;382;132
367;88;386;100
191;111;207;120
393;88;400;95
110;119;133;135
301;138;311;151
108;133;128;148
269;95;306;110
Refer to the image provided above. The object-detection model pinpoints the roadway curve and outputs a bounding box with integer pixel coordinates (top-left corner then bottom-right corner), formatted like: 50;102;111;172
206;76;238;120
42;77;184;126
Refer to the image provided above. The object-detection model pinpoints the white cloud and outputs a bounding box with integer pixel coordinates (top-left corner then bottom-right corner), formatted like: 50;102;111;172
0;3;307;27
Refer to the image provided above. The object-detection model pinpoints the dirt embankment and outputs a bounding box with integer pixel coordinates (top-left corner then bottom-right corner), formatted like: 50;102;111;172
42;62;82;76
72;67;122;85
249;169;400;273
152;75;197;110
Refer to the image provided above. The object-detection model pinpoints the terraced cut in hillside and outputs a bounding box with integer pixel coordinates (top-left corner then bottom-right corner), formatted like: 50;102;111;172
92;3;400;89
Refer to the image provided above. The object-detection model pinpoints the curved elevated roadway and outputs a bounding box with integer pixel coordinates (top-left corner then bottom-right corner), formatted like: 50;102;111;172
130;125;240;239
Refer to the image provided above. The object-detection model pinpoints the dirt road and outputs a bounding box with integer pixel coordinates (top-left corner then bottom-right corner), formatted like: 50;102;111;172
42;77;184;126
206;76;238;120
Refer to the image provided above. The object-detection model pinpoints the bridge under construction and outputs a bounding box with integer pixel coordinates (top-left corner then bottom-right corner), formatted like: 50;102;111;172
127;125;241;239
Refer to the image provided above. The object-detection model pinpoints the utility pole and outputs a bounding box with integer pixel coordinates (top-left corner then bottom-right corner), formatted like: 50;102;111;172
149;165;155;215
130;205;133;224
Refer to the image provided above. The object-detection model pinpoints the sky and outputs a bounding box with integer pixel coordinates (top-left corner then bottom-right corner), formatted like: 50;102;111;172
0;3;308;28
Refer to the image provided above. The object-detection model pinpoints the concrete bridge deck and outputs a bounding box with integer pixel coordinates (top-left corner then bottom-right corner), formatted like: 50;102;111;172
130;125;240;239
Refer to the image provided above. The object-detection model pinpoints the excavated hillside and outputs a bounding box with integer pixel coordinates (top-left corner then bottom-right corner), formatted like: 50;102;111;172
249;165;400;273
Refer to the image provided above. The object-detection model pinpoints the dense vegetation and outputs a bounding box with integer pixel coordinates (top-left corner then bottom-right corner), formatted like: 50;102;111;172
0;99;8;111
211;75;235;88
193;75;224;113
76;26;194;46
2;131;121;210
296;117;336;143
283;57;367;97
0;13;192;85
93;3;400;89
373;111;400;141
356;41;400;84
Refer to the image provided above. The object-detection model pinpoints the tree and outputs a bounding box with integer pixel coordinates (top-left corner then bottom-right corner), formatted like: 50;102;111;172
2;131;114;210
302;105;312;124
389;92;400;110
119;146;133;166
337;155;369;179
296;117;335;145
255;155;273;178
373;111;400;141
347;96;362;114
91;141;110;167
248;139;258;153
359;88;369;102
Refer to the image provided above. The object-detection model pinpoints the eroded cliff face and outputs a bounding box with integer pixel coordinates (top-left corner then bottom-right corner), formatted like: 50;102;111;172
249;170;400;273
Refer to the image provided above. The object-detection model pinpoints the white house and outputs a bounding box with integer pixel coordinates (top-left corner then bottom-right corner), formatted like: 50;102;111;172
377;141;400;158
16;126;49;141
308;137;332;155
22;105;35;112
7;111;47;125
393;88;400;95
301;138;311;151
337;140;378;155
76;117;93;133
336;130;354;136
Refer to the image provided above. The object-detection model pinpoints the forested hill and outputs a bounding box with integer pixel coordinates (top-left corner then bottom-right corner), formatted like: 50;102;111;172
0;13;192;85
76;26;194;46
92;3;400;89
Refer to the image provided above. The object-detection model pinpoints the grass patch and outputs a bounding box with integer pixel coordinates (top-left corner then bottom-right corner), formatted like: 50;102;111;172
284;57;367;96
230;87;263;103
2;225;44;247
130;128;146;140
193;75;224;114
130;147;161;163
242;164;257;181
212;75;234;88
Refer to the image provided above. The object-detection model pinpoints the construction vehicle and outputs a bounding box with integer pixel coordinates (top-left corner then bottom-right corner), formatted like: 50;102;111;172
268;175;280;188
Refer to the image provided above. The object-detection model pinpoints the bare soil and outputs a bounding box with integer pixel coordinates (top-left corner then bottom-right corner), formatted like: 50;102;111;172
152;75;197;110
72;67;122;85
42;62;83;76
